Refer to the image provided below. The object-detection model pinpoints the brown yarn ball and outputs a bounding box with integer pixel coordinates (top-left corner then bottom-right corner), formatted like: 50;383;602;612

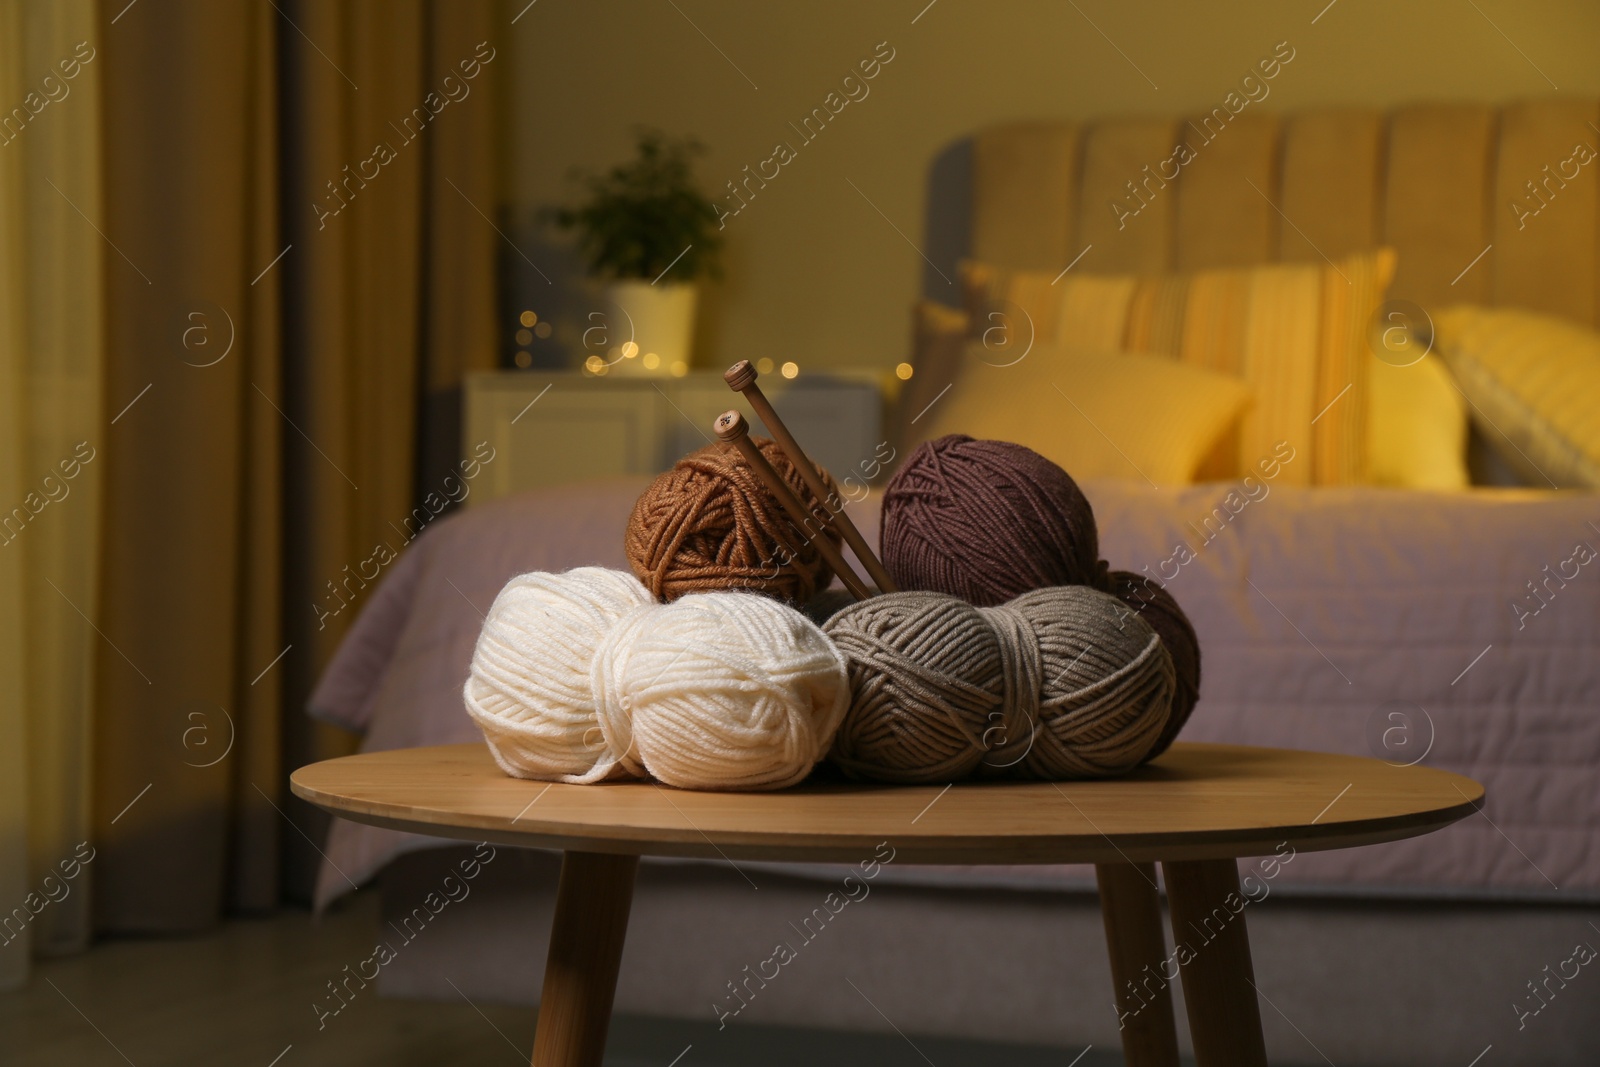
625;437;843;604
1107;570;1200;759
881;435;1109;605
824;586;1174;783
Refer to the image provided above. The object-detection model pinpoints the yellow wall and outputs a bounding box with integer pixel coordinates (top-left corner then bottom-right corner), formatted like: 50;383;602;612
502;0;1600;373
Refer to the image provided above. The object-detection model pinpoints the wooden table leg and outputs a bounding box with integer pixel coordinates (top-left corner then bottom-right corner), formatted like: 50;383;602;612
531;851;640;1067
1161;858;1268;1067
1096;862;1180;1067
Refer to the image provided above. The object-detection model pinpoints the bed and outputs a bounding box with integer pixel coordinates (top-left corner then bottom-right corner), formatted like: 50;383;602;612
307;99;1600;1066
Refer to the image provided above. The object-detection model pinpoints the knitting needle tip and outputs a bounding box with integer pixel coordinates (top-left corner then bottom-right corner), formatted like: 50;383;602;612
714;409;747;442
724;360;757;391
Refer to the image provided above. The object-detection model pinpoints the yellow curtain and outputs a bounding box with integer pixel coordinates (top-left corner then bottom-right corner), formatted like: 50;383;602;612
91;0;498;930
0;0;104;989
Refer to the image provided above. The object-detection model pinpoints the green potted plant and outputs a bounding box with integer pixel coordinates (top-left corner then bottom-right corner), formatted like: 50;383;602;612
553;129;723;377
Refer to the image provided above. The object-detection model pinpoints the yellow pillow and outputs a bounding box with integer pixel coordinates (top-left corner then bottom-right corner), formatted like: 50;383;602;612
961;248;1397;485
914;343;1251;486
1367;354;1469;489
1431;305;1600;488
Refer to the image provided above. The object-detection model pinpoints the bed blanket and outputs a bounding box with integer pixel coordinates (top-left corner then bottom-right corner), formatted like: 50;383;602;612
308;478;1600;908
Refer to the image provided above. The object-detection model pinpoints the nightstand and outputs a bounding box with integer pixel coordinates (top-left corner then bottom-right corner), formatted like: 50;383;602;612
463;370;886;503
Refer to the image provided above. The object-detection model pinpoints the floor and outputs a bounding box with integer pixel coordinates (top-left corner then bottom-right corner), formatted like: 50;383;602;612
0;892;1157;1066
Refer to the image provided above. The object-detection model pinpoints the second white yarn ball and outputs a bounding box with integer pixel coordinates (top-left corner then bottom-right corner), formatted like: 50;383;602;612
592;592;849;791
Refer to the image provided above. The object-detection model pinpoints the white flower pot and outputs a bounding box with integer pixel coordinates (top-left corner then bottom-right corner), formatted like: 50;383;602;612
596;281;698;377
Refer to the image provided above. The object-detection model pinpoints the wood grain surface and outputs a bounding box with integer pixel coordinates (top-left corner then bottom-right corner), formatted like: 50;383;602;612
291;742;1482;864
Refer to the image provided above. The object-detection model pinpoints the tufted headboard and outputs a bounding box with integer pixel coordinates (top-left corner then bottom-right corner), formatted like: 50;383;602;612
962;100;1599;326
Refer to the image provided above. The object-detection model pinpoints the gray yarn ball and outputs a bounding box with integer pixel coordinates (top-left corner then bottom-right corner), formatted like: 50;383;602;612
824;586;1174;783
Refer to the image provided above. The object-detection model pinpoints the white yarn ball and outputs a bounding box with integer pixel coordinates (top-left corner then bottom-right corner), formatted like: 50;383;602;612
464;569;849;792
463;567;652;783
591;592;849;791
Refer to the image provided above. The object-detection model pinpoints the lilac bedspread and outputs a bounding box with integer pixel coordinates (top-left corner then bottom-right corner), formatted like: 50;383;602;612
309;478;1600;907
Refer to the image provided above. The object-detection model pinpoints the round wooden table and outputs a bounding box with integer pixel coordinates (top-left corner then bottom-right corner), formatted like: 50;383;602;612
291;742;1483;1067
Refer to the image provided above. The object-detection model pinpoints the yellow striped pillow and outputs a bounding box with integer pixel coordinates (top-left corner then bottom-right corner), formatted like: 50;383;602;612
960;249;1397;484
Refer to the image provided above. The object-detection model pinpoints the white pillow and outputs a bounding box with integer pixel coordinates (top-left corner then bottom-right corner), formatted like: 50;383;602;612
1432;306;1600;488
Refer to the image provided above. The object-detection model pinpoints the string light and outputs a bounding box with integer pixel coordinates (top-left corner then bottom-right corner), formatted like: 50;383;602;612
519;310;537;327
895;362;914;380
780;361;799;379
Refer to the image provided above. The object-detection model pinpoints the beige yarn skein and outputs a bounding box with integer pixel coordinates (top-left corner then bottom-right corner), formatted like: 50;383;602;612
825;591;1003;784
824;585;1174;783
987;586;1175;779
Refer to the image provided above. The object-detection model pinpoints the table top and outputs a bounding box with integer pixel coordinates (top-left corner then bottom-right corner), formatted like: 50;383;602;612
291;742;1483;865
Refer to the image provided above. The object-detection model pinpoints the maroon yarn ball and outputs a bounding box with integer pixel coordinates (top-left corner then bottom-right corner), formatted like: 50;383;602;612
1106;570;1200;759
880;434;1202;762
881;435;1109;606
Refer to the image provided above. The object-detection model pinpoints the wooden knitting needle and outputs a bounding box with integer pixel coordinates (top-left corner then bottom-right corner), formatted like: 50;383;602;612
723;360;898;593
714;409;872;601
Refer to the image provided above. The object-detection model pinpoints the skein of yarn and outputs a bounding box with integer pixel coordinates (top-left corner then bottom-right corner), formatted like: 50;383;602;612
625;437;844;604
1001;587;1173;778
464;568;848;791
825;585;1174;783
593;591;848;790
823;591;1000;783
879;434;1202;760
464;567;654;783
1107;570;1200;759
881;435;1109;605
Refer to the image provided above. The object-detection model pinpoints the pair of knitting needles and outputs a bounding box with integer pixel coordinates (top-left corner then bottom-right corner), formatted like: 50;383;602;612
713;360;896;602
